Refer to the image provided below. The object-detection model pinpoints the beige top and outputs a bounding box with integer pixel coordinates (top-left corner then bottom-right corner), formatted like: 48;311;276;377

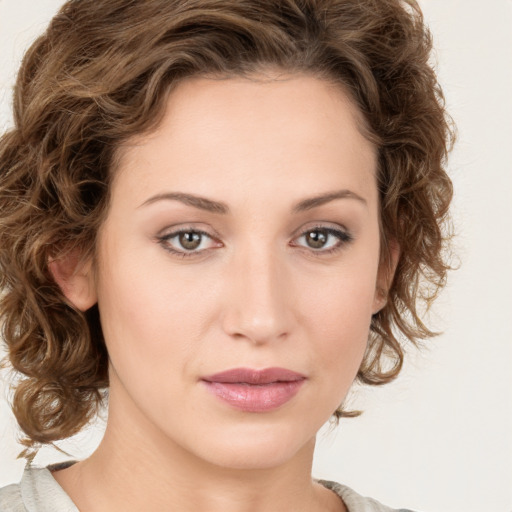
0;462;415;512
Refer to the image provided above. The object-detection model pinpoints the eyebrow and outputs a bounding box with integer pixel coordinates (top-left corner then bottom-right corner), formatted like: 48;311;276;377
139;189;366;214
292;189;367;213
139;192;229;214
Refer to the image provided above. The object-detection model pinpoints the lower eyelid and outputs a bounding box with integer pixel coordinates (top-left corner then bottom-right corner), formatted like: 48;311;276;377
292;227;353;251
157;225;352;256
156;228;225;257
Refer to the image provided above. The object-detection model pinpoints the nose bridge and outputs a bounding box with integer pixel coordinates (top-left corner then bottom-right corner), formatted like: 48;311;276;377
222;237;292;344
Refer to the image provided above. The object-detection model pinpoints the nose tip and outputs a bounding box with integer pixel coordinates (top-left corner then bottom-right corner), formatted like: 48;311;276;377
227;313;288;345
221;254;293;345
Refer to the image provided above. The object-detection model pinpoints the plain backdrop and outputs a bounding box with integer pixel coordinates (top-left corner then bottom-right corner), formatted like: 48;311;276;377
0;1;511;511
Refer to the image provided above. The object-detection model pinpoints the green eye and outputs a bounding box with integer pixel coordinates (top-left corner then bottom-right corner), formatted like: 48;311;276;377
304;229;329;249
159;229;219;257
178;231;203;251
295;227;353;253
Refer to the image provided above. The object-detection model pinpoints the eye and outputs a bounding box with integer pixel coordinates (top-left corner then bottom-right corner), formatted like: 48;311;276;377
292;226;353;253
158;228;220;257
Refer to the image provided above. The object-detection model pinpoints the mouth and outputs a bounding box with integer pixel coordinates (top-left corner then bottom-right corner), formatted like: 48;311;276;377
201;367;306;412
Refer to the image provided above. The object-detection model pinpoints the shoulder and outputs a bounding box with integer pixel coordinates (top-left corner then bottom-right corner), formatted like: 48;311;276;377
318;480;417;512
0;482;25;512
0;463;78;512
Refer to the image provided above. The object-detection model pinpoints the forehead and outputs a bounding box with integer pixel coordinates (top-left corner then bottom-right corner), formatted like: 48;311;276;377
113;73;378;210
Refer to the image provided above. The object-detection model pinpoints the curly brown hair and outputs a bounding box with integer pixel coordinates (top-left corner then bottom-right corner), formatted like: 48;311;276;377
0;0;454;454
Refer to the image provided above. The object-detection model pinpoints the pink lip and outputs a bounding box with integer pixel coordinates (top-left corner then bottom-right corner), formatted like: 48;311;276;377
202;367;306;412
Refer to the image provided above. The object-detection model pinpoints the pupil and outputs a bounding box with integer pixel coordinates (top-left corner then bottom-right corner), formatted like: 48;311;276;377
307;230;327;249
179;232;201;250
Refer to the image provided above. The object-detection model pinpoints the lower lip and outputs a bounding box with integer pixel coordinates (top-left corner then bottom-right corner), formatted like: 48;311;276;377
202;380;305;412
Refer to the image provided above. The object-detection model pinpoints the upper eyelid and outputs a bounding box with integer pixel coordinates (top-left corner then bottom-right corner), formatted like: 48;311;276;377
157;229;220;257
160;226;213;236
291;222;351;238
157;224;221;242
158;228;219;244
291;227;352;246
296;226;349;237
158;223;349;238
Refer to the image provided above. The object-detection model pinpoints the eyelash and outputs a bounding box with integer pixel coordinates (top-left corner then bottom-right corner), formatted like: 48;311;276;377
157;228;218;259
292;225;353;255
157;225;353;259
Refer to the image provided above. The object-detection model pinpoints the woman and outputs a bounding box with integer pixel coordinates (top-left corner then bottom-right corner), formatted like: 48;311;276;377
0;0;453;510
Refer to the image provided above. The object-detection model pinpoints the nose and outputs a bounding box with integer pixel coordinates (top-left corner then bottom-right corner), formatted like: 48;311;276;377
221;243;294;345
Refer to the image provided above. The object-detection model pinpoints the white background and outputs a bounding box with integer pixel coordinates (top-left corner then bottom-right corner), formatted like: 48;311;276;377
0;1;511;511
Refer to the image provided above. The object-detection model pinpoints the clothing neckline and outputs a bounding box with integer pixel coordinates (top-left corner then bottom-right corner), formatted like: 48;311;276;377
19;462;400;512
21;463;79;512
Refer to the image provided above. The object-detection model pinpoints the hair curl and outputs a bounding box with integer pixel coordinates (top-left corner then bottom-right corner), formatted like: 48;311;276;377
0;0;454;453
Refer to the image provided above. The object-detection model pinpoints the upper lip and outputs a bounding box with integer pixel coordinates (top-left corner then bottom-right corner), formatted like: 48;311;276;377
202;367;306;385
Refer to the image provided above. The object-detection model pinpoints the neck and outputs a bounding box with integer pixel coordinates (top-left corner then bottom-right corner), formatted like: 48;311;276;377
53;383;344;512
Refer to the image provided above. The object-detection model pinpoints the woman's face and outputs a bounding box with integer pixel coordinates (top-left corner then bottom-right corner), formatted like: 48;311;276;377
91;73;385;469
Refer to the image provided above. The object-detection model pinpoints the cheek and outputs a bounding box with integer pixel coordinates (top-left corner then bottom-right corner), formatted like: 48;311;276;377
96;250;218;375
296;264;378;395
312;285;372;359
95;263;207;423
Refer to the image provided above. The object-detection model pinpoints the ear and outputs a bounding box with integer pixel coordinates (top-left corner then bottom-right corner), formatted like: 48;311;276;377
48;249;97;311
372;240;400;315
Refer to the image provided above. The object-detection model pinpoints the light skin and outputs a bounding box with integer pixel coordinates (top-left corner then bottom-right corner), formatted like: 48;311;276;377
51;71;396;512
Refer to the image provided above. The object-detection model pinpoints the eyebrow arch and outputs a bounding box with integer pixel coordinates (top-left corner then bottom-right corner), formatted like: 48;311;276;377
139;192;229;214
292;189;367;213
139;188;366;214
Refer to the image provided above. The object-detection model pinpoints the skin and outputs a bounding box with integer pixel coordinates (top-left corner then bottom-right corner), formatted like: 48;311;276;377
52;71;394;512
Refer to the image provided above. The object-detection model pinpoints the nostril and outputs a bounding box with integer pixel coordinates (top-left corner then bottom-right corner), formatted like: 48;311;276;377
220;257;293;344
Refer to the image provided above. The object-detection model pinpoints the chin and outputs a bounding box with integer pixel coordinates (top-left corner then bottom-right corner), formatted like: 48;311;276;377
182;421;317;471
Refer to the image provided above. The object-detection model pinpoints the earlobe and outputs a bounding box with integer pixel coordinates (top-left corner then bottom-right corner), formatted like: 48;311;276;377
372;240;400;315
48;250;97;311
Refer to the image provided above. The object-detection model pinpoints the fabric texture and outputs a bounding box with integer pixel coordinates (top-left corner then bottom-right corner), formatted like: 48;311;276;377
0;463;416;512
